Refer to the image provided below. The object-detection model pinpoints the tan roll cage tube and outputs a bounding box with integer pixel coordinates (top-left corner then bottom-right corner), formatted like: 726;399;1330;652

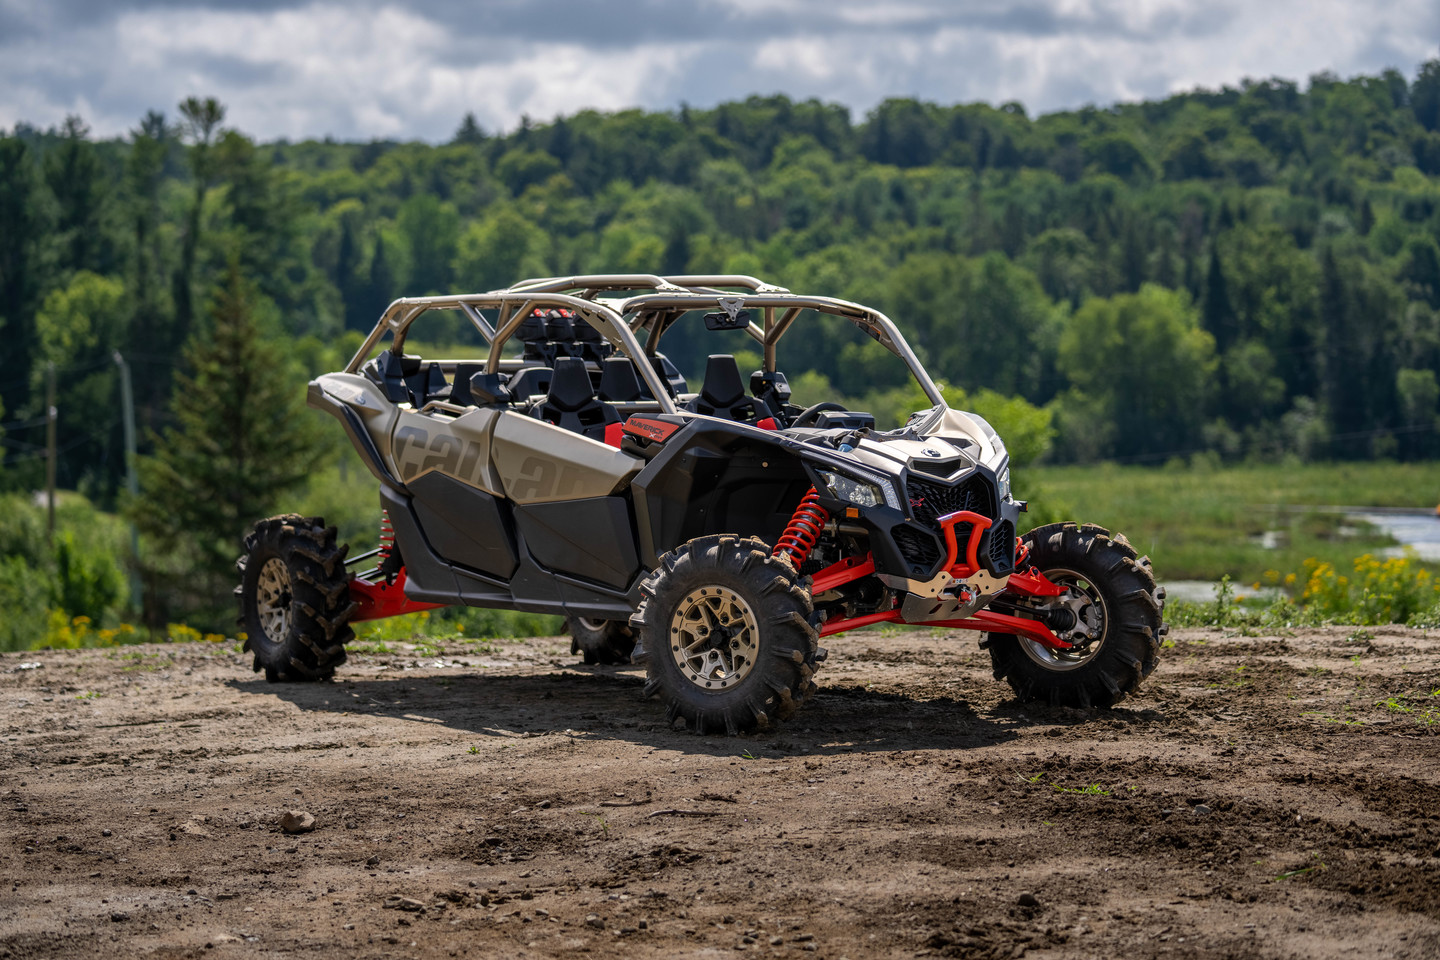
343;275;946;415
619;293;945;408
343;291;681;415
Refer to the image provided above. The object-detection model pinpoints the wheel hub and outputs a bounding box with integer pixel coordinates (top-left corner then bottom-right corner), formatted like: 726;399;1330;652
669;586;760;690
256;557;293;642
1017;568;1107;670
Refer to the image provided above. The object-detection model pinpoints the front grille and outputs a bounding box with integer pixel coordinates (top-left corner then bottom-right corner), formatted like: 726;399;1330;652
907;475;994;526
985;519;1016;575
893;525;942;572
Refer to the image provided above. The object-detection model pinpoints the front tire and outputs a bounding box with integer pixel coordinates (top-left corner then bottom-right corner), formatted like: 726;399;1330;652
567;617;635;665
236;514;355;682
632;535;820;735
983;522;1164;708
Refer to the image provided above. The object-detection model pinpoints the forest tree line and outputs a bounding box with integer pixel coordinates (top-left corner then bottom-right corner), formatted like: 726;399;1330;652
2;63;1440;634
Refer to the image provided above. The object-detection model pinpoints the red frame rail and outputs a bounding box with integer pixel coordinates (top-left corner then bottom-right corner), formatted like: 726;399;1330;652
348;569;445;623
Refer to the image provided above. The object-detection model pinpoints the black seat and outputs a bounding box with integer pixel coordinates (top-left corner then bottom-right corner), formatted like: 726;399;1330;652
647;353;688;398
542;312;579;363
531;357;620;441
507;366;554;401
597;357;644;402
685;355;766;423
572;316;611;363
366;351;423;404
446;363;487;406
515;311;552;364
750;370;792;419
467;370;512;406
403;362;447;408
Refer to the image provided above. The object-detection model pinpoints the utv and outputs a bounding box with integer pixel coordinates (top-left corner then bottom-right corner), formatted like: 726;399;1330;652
237;274;1165;734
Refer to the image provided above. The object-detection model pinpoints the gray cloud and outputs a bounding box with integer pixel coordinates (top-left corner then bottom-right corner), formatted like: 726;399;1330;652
0;0;1435;141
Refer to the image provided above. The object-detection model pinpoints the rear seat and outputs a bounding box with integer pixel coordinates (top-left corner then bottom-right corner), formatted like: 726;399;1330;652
507;366;554;402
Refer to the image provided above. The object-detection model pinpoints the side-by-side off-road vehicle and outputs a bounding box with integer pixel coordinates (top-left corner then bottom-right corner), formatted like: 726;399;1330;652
237;274;1166;733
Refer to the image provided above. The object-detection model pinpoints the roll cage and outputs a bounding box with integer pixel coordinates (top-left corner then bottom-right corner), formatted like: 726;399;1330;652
343;274;945;415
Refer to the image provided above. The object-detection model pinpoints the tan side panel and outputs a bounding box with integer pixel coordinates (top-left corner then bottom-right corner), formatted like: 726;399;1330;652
491;412;642;504
313;372;401;463
391;407;504;495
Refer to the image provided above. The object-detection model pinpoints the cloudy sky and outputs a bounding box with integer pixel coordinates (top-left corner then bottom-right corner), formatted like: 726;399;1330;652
2;0;1437;142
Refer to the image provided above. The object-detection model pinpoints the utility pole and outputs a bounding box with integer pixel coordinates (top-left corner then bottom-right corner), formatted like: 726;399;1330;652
46;362;56;540
114;352;142;610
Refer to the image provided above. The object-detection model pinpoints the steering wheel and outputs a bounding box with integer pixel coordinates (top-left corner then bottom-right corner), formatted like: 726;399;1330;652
790;401;848;428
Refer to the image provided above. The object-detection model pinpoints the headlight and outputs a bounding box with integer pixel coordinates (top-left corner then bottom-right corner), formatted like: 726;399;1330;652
996;460;1011;500
817;469;898;509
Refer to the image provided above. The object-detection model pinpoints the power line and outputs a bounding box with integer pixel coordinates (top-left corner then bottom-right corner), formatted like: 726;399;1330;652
0;355;115;392
0;416;120;467
0;414;51;430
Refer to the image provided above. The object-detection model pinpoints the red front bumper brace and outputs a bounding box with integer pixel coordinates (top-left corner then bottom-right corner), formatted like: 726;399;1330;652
810;511;1071;649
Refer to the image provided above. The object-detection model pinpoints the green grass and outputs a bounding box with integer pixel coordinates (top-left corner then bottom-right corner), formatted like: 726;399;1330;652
1026;460;1440;583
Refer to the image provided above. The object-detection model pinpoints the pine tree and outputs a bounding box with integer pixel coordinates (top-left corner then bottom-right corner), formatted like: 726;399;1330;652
365;233;397;321
44;116;108;275
1319;245;1366;442
1119;216;1148;292
124;111;174;421
0;138;48;422
1202;245;1236;352
173;97;226;348
129;262;326;628
452;112;485;145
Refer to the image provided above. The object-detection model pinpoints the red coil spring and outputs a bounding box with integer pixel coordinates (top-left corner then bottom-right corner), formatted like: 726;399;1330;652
377;510;396;564
773;487;829;566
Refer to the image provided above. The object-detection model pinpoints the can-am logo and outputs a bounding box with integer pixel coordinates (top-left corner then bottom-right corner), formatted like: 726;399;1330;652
909;497;925;510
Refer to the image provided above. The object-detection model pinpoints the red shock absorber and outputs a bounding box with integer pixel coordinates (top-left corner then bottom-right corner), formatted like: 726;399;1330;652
377;510;398;582
773;486;829;567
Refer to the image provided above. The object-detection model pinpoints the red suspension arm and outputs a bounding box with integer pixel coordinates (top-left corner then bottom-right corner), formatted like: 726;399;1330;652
348;568;446;622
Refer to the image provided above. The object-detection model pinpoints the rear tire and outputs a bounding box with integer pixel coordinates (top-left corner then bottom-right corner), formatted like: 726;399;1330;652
567;617;635;665
632;535;819;735
236;514;354;682
983;522;1164;708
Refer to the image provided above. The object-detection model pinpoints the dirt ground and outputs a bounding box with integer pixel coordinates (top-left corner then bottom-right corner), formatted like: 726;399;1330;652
2;623;1439;960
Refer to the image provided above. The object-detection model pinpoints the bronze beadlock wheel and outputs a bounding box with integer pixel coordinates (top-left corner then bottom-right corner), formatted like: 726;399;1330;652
668;584;761;690
255;558;294;642
632;535;820;735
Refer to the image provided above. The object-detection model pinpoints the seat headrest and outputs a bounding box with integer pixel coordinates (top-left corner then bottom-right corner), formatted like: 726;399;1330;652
516;314;548;343
598;357;643;402
546;357;596;412
572;318;604;343
376;351;423;378
544;313;575;341
700;355;745;407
